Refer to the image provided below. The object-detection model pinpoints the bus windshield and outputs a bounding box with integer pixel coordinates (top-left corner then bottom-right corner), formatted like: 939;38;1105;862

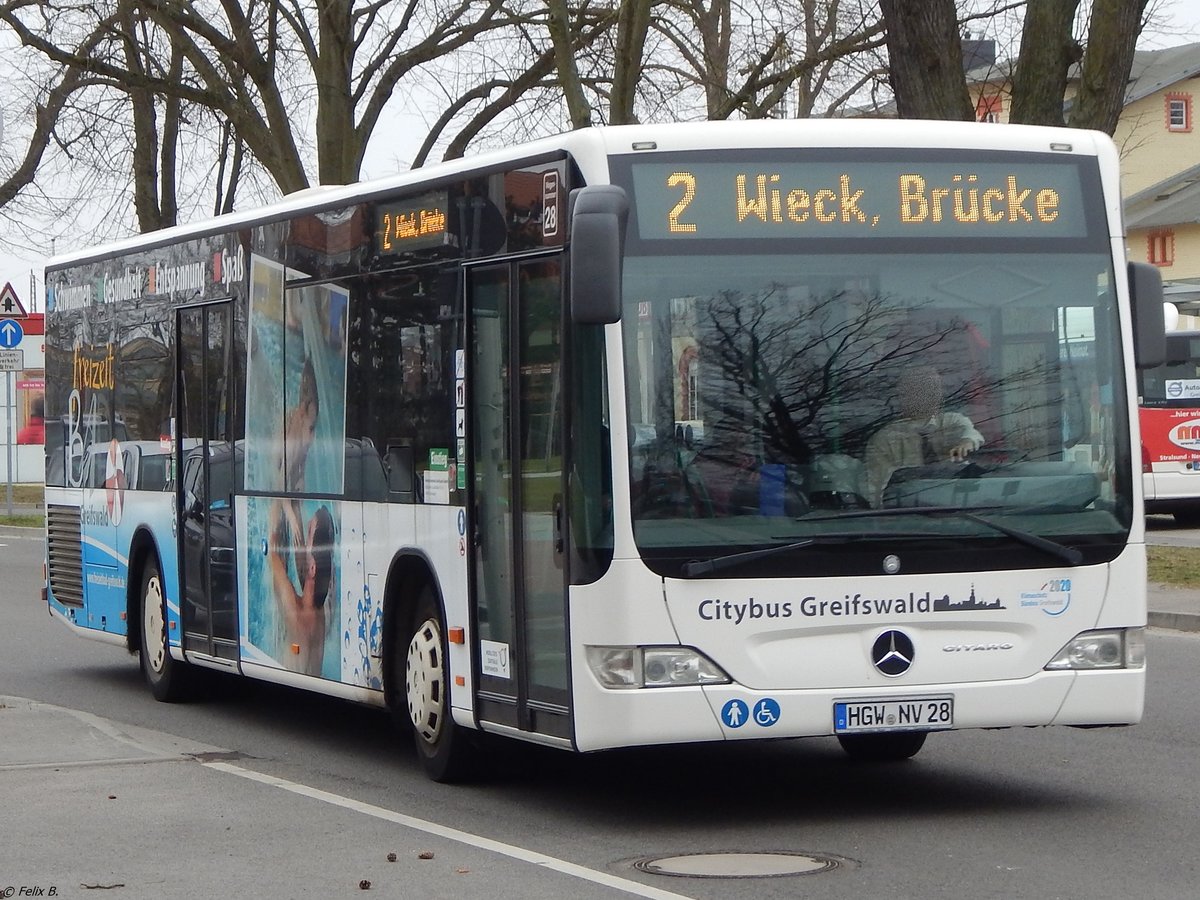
620;248;1130;575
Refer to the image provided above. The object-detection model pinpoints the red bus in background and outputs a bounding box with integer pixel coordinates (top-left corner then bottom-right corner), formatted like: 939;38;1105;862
1140;330;1200;524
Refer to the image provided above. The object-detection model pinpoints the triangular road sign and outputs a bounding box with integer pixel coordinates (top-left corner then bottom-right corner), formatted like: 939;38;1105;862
0;282;27;317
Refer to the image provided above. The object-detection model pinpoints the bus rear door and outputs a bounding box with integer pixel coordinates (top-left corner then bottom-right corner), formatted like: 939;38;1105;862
176;301;240;664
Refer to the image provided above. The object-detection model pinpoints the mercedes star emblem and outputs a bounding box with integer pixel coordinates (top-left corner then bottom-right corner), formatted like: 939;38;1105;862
871;630;915;676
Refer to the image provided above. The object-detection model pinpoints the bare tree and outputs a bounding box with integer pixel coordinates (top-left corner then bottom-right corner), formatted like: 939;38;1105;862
0;0;916;254
0;8;129;210
792;0;889;117
412;0;617;164
0;0;520;192
627;0;885;121
426;0;889;156
0;60;100;210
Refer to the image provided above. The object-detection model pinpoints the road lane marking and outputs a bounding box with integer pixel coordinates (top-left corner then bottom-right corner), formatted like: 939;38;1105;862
203;761;696;900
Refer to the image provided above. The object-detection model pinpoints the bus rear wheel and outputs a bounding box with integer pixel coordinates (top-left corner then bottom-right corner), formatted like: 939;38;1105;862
139;558;193;702
403;588;479;782
837;730;927;762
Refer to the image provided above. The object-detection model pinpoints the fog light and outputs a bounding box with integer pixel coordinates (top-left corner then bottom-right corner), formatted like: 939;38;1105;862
586;646;730;689
1045;628;1145;670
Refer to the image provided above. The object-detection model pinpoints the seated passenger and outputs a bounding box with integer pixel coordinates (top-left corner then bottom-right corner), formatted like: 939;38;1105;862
864;365;984;506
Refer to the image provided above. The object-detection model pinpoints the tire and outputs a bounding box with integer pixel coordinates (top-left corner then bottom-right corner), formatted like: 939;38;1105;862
403;587;480;782
837;730;927;762
139;558;193;702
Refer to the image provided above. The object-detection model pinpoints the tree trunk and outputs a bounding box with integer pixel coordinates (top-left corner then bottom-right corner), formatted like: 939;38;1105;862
1009;0;1082;126
314;0;358;185
547;0;592;129
158;44;183;228
1069;0;1148;134
878;0;972;120
610;0;654;124
121;5;162;232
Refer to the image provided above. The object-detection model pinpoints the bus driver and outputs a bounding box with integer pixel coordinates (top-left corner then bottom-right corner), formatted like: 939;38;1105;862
864;364;984;507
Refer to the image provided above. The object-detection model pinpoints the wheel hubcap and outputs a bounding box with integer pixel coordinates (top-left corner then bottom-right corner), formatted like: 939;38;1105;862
144;575;166;674
406;617;444;744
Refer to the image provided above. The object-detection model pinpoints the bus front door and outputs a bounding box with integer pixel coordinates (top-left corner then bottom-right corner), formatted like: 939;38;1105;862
176;302;239;664
469;257;571;744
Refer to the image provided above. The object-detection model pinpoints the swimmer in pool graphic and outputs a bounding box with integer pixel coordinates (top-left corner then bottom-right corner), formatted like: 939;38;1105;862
281;356;320;492
268;498;335;676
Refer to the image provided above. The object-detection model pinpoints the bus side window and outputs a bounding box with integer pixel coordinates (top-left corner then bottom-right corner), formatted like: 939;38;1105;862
350;267;457;507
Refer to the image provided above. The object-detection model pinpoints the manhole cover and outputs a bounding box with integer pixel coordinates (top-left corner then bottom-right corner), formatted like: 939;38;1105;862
634;851;843;879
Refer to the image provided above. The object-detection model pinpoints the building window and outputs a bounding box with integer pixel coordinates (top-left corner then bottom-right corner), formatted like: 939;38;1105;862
1165;93;1192;132
976;94;1003;123
1148;230;1175;267
686;360;700;421
677;346;700;422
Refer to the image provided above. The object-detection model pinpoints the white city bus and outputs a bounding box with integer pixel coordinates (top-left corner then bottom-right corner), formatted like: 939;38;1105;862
42;120;1164;781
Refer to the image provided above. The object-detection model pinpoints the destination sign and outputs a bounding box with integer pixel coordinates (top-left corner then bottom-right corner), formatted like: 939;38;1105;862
374;189;449;253
629;159;1089;240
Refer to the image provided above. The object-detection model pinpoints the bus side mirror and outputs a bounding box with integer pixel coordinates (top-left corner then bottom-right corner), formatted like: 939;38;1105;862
1129;261;1165;369
569;185;628;325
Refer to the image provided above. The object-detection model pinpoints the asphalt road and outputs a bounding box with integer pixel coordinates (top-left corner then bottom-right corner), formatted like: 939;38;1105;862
3;526;1199;900
1145;513;1200;546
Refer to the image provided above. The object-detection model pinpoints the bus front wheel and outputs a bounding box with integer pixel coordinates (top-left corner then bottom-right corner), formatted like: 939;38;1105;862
403;588;480;782
138;558;193;702
837;730;927;762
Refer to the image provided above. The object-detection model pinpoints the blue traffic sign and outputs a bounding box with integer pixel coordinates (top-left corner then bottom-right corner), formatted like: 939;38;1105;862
0;318;23;348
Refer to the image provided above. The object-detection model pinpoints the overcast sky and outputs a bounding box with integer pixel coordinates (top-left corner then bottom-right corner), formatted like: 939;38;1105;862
1;0;1198;313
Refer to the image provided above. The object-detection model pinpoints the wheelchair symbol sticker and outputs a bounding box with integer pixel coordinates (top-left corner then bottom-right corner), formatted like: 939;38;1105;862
753;698;781;727
721;699;749;728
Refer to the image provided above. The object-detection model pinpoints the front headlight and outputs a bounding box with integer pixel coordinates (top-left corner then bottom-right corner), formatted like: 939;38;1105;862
1045;627;1146;670
586;645;731;689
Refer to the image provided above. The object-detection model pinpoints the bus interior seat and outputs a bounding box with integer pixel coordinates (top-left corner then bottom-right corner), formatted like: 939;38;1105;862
634;461;714;518
385;442;418;503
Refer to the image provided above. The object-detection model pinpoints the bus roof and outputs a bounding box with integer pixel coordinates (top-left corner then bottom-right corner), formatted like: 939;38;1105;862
46;119;1115;273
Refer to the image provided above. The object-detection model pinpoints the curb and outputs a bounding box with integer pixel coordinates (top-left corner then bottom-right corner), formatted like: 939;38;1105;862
1148;610;1200;633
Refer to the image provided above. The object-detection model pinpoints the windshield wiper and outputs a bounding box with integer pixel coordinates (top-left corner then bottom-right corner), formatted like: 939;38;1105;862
797;505;1083;567
681;539;815;577
961;512;1083;566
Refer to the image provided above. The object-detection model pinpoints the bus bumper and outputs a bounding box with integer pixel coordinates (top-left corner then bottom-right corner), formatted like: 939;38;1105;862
570;667;1144;752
